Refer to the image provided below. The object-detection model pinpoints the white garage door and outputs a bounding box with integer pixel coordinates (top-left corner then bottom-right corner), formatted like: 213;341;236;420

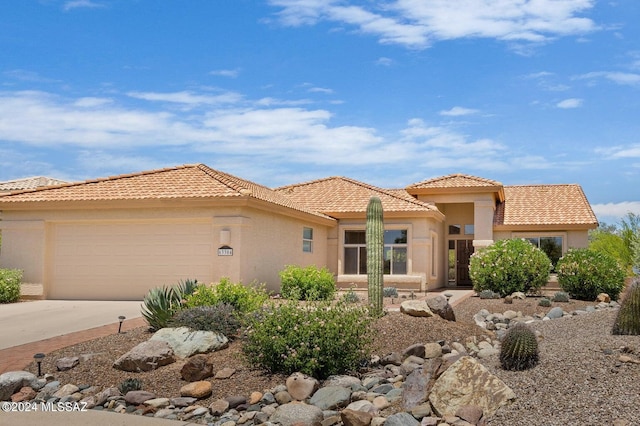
49;221;214;300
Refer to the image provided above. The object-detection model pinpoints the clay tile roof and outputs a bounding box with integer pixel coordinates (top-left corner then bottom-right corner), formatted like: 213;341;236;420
495;184;598;227
0;176;68;192
276;176;440;216
407;173;503;190
0;164;333;221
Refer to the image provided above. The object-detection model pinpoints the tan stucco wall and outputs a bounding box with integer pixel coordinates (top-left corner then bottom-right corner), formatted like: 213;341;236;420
0;205;331;299
493;229;590;251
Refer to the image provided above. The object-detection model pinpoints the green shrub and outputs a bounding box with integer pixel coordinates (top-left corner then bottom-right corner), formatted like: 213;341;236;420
469;239;552;297
0;269;22;304
538;297;551;307
478;289;501;299
552;291;570;303
243;300;374;379
279;265;335;301
184;278;268;314
500;323;539;371
170;303;241;339
612;277;640;335
341;289;361;304
118;378;143;395
556;248;626;301
383;287;399;298
141;279;198;331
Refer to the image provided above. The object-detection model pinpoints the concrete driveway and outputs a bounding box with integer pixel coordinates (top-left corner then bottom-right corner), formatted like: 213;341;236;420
0;300;143;350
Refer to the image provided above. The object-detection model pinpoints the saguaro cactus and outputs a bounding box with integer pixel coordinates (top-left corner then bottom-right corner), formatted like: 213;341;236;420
366;196;384;315
612;278;640;335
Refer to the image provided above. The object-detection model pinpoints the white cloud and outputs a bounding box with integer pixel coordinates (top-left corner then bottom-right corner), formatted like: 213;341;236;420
268;0;597;49
307;87;334;94
376;57;394;66
439;106;479;116
592;201;640;221
209;69;241;78
127;91;243;106
63;0;104;11
575;71;640;87
556;98;583;108
601;144;640;159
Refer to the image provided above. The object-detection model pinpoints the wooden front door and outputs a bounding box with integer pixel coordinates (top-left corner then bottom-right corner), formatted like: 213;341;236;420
456;240;474;286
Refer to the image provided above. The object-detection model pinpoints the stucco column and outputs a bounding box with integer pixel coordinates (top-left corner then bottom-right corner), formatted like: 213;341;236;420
473;200;494;248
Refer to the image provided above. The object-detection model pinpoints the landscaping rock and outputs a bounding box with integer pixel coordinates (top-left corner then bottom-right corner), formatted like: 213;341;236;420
150;327;228;358
596;293;611;303
456;404;484;425
214;367;236;379
179;381;212;399
309;385;351;410
10;386;36;402
385;412;421;425
286;372;319;401
546;307;564;319
112;340;175;372
341;408;374;426
56;356;80;371
0;371;39;401
426;295;456;321
124;390;156;405
180;354;213;382
209;398;230;415
269;401;324;426
400;300;434;317
429;356;515;417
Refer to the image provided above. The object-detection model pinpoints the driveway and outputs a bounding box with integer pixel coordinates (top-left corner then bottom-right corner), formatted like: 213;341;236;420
0;300;143;350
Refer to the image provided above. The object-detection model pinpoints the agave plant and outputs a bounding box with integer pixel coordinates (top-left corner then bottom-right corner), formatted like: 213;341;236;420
141;278;198;331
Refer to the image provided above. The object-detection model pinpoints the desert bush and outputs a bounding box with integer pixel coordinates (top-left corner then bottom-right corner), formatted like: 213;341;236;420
612;277;640;335
552;291;570;303
170;303;241;339
383;287;399;298
538;297;551;307
469;239;552;297
279;265;335;301
0;268;22;304
500;323;539;371
118;378;143;395
243;300;374;379
185;277;268;314
556;248;626;301
478;289;501;299
341;288;361;304
141;278;198;330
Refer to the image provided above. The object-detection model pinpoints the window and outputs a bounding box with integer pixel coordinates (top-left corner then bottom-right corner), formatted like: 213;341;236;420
464;224;474;235
448;225;461;235
303;227;313;253
525;236;563;269
344;229;408;275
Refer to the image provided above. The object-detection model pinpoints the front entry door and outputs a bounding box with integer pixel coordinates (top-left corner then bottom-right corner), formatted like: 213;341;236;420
455;240;474;286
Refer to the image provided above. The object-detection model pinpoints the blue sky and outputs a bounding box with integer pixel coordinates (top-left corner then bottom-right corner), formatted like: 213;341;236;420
1;1;639;225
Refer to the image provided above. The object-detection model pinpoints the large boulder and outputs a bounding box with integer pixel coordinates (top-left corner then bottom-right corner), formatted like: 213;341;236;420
0;371;39;401
426;295;456;321
429;356;515;417
112;340;175;372
150;327;228;358
400;300;434;317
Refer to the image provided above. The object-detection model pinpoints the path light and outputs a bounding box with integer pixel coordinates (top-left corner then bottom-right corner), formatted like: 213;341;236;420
118;316;126;334
444;292;453;303
34;353;45;377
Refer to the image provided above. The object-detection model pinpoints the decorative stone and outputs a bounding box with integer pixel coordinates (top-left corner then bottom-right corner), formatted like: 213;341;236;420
384;412;421;425
426;295;456;321
269;402;324;426
286;372;319;401
341;408;374;426
209;398;230;415
144;397;170;408
214;367;236;379
323;375;362;388
0;371;39;401
170;396;197;407
113;340;175;372
402;344;426;359
596;293;611;303
224;395;247;408
180;354;213;382
400;300;434;317
150;327;228;358
55;357;80;371
124;390;156;405
10;386;36;402
546;307;564;319
424;342;443;359
249;391;263;404
179;381;212;399
456;404;484;424
53;383;79;398
309;385;351;410
429;356;515;417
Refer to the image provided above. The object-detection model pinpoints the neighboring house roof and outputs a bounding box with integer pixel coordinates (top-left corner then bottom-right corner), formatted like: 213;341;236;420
276;176;443;219
0;164;335;223
406;173;505;201
495;184;598;229
0;176;68;193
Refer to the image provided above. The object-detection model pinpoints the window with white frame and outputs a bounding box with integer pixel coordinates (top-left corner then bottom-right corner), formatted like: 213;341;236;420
520;235;564;270
303;227;313;253
343;229;408;275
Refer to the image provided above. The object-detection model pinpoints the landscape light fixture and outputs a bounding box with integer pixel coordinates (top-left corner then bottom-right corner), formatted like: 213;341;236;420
33;353;45;377
118;315;126;334
444;292;453;303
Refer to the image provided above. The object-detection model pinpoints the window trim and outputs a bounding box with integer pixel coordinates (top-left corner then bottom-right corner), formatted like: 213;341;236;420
302;227;313;253
340;225;411;276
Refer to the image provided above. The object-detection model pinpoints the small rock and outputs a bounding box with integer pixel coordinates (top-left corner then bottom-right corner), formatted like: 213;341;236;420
179;381;212;399
225;394;247;408
286;372;319;401
55;357;80;371
180;354;213;382
424;342;442;359
400;300;434;317
546;307;564;319
209;398;230;415
214;367;236;379
10;386;36;402
124;390;156;405
309;386;351;410
341;408;373;426
269;402;324;426
53;383;79;398
144;397;170;408
456;404;484;424
596;293;611;303
385;412;420;426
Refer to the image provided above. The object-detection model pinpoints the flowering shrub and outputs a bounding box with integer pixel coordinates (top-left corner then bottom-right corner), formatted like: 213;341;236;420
469;239;552;297
184;277;268;314
0;269;22;304
242;300;374;379
170;303;242;339
556;248;625;301
279;265;336;301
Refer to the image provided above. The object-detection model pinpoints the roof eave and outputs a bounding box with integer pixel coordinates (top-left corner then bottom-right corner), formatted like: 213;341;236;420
494;222;598;231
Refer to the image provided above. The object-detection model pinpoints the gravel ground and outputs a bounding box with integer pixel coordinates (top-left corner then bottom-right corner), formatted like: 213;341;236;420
26;295;640;424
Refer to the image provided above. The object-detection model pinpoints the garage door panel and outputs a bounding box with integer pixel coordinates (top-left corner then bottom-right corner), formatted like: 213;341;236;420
49;221;214;300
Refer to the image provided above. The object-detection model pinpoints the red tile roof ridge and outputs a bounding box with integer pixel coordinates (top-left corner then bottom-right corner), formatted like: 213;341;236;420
408;173;503;188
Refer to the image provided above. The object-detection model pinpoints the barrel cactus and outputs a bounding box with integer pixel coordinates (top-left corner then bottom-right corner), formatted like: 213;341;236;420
612;278;640;335
366;196;384;315
500;323;539;371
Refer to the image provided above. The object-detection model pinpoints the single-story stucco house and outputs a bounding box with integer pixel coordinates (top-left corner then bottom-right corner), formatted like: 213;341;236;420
0;164;598;300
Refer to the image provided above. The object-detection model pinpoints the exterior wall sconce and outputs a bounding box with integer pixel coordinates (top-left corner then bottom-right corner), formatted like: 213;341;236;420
34;353;45;377
118;316;126;333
